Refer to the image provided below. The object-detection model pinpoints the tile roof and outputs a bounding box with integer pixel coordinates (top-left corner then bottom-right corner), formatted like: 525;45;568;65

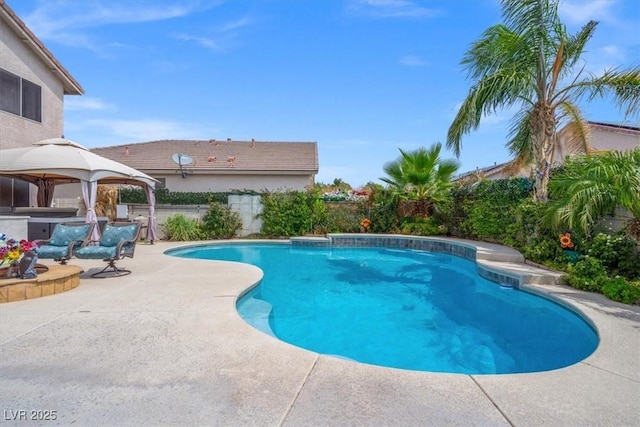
0;0;83;95
90;140;319;174
586;121;640;135
454;162;509;181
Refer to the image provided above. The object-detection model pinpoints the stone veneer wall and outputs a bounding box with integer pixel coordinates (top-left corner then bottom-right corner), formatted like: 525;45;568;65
290;234;521;288
0;265;82;303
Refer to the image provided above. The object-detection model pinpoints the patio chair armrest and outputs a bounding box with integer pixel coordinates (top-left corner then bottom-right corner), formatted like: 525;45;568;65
67;238;90;252
116;238;138;259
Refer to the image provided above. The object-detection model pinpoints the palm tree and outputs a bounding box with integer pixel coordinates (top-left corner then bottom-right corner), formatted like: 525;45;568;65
380;143;460;218
447;0;640;201
547;148;640;234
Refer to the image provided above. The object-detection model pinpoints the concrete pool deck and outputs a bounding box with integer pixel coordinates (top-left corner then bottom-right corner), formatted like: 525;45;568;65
0;238;638;426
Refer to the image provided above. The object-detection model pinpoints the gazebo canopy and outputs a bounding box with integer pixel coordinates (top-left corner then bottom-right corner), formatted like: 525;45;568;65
0;138;158;241
0;138;157;187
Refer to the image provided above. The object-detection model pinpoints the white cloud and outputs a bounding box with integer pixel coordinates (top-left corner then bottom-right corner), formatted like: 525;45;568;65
559;0;616;25
399;55;427;67
65;97;114;111
22;0;223;48
174;16;255;51
217;16;254;33
82;118;214;142
598;44;627;63
171;33;220;50
575;44;630;76
346;0;441;19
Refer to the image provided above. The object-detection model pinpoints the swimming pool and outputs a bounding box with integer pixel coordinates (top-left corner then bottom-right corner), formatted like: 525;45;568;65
168;242;599;374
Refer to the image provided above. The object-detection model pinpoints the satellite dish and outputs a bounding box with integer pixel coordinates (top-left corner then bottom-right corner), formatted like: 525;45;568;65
171;153;194;178
172;153;193;166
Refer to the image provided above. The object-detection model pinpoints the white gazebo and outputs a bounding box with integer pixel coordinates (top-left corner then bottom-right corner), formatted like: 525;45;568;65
0;138;159;241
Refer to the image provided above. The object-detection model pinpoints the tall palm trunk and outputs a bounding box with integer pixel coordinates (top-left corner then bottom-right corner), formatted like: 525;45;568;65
531;101;556;201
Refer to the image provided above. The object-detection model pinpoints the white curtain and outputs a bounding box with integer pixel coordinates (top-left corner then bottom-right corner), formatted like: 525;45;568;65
81;180;101;241
145;184;157;242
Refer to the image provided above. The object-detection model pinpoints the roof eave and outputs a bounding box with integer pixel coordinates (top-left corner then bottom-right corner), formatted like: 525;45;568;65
142;169;318;175
0;1;84;95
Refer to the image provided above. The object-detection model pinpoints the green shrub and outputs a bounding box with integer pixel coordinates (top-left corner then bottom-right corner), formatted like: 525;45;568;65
457;178;533;242
162;214;203;241
200;202;242;239
400;217;447;236
505;200;551;247
119;187;231;205
564;256;608;292
519;236;567;266
368;189;399;233
324;204;363;233
584;233;640;280
602;277;640;305
309;199;329;234
260;191;312;237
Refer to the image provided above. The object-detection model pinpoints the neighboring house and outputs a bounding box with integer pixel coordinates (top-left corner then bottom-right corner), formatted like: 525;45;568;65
456;121;640;182
89;139;319;193
454;161;523;184
555;121;640;158
0;0;83;206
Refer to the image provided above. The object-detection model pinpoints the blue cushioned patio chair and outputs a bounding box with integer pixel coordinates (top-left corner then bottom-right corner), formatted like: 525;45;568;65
73;222;141;278
36;222;95;265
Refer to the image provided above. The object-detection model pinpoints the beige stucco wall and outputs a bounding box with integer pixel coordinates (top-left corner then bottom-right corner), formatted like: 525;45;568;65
479;124;640;180
555;125;640;162
589;127;639;152
0;21;65;148
1;17;69;207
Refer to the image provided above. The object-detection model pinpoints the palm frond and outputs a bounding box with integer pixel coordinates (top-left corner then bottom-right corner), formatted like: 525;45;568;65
573;68;640;120
380;144;460;207
555;102;590;156
548;148;640;232
502;156;532;176
563;20;598;70
501;0;559;46
506;108;533;160
462;24;536;81
547;37;565;98
448;70;534;155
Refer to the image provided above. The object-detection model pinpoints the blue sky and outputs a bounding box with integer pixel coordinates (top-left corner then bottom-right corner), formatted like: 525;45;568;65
9;0;640;187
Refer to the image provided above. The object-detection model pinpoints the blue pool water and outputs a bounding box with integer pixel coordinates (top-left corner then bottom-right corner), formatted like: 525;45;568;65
168;243;599;374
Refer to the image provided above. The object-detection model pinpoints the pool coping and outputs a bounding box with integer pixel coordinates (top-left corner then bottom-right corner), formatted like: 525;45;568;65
171;233;567;301
1;237;638;426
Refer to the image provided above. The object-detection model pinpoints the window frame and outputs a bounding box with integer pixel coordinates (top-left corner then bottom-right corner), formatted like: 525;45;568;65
0;68;21;115
0;68;42;122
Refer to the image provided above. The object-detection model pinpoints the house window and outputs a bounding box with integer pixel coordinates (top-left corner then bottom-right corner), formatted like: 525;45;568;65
0;68;42;122
22;79;42;121
0;69;20;115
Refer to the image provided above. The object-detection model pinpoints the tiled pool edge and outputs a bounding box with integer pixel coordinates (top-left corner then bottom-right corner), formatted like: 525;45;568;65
167;235;562;290
291;234;554;289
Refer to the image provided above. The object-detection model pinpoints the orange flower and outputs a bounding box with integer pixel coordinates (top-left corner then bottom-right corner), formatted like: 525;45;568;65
360;218;371;230
559;233;574;249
